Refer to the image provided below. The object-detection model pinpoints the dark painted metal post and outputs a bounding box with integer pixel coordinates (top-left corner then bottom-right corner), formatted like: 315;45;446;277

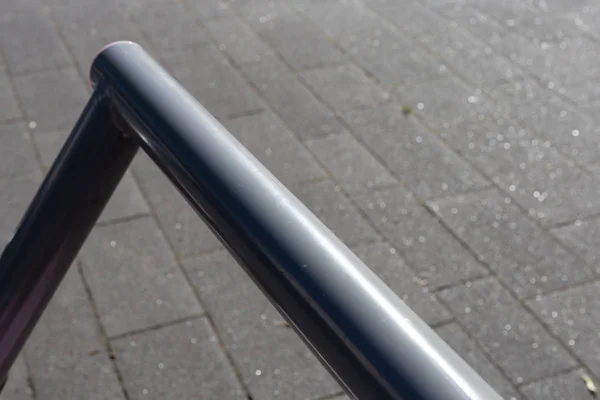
90;42;502;400
0;84;139;383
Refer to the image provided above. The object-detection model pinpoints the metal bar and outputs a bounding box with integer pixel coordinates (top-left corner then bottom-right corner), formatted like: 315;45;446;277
0;84;139;383
89;42;502;400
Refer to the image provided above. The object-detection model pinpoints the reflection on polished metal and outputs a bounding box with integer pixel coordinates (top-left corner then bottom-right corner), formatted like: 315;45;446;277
0;42;502;400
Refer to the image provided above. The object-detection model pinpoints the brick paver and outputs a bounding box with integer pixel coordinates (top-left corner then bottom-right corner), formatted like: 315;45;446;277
79;217;203;337
438;278;577;384
12;68;89;132
430;189;596;299
2;0;600;399
24;270;125;400
111;318;246;400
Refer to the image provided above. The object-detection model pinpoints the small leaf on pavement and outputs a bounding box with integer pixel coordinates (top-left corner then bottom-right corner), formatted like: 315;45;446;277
583;374;597;395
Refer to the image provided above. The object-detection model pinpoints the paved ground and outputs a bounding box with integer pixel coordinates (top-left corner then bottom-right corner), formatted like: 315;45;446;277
2;0;600;399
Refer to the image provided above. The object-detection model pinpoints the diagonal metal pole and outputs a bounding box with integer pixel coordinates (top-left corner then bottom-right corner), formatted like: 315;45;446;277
90;42;503;400
0;41;503;400
0;83;139;384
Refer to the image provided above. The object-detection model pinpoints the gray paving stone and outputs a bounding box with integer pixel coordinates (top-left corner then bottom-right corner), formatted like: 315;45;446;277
500;30;600;103
131;153;222;258
574;5;600;39
127;0;211;54
504;36;600;105
12;68;89;133
233;0;295;26
438;278;577;384
342;104;489;199
49;0;125;19
484;78;561;123
521;31;600;84
486;30;538;63
0;175;39;250
353;186;488;288
494;7;578;40
236;48;290;83
183;250;341;399
434;2;505;43
300;63;390;111
0;2;71;74
251;12;347;70
473;0;538;28
371;3;485;77
205;16;275;65
290;179;378;247
529;0;591;14
527;282;600;378
486;30;572;86
184;250;286;349
430;189;595;299
417;19;476;59
440;101;600;227
2;357;33;400
553;218;600;272
414;6;523;85
79;217;202;337
32;130;150;224
521;369;596;400
55;2;147;75
0;122;37;179
447;43;523;85
48;0;122;15
486;79;600;165
435;323;520;400
160;46;263;120
227;335;340;400
305;131;397;194
365;1;449;44
510;14;587;48
427;94;525;157
474;135;600;226
559;76;600;107
586;162;600;179
300;1;385;43
350;35;447;89
394;76;488;134
111;318;246;400
24;269;125;400
0;66;21;122
240;54;344;139
302;2;446;88
356;34;448;90
353;242;451;324
584;98;600;120
229;0;290;8
222;111;326;186
183;0;232;19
